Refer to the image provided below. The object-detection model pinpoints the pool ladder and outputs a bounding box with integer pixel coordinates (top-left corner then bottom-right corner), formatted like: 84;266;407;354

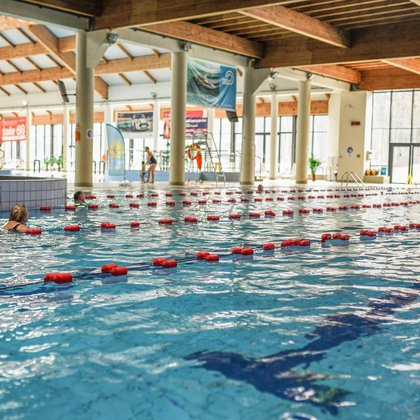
341;171;365;188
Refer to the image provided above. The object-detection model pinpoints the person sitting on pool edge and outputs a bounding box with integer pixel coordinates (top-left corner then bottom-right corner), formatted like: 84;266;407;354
2;204;29;232
73;191;86;205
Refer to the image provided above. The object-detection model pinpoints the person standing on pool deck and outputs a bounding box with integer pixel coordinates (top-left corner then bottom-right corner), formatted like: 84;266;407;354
144;147;157;183
2;204;29;232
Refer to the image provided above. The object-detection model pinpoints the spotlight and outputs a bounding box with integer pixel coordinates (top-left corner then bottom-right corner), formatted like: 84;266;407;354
181;41;192;52
106;32;119;45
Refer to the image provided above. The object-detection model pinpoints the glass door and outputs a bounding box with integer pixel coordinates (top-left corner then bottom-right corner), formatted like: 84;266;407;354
390;145;410;183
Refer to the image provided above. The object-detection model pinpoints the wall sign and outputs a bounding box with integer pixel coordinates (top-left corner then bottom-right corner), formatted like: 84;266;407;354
0;117;26;142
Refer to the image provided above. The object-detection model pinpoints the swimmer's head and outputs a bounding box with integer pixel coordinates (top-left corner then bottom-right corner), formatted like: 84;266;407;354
9;204;29;223
73;191;86;204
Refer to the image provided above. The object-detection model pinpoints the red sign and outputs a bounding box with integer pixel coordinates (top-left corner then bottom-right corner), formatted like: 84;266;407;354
0;117;27;142
162;110;208;139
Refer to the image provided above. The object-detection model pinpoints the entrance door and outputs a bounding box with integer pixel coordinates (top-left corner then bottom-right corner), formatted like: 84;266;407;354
390;144;420;183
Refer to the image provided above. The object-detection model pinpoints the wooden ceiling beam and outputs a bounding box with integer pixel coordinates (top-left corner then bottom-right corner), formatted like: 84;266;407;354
382;58;420;75
141;21;263;58
95;54;171;75
239;5;350;48
27;24;108;98
258;21;420;68
410;0;420;5
358;67;420;90
0;42;46;60
33;81;47;92
0;16;24;30
0;86;11;96
15;84;28;94
95;0;289;30
0;55;171;86
21;0;102;17
299;64;361;84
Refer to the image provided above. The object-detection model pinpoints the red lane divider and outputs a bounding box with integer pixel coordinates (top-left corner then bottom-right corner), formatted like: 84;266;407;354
263;243;275;250
88;204;99;210
65;205;76;211
207;215;220;221
265;210;276;217
40;206;52;212
109;203;120;208
162;259;177;268
159;218;174;225
129;203;140;208
25;228;42;235
249;212;260;218
111;267;128;276
101;263;118;273
184;216;198;223
205;254;219;262
130;221;140;228
229;214;241;219
360;230;377;238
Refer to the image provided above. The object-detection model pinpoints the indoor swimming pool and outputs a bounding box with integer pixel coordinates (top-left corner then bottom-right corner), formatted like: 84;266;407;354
0;186;419;419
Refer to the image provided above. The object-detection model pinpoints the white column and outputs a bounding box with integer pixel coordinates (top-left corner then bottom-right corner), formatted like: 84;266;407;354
269;92;278;180
25;107;31;172
102;102;113;156
169;51;187;186
62;105;69;172
295;79;311;184
207;107;215;136
153;98;160;152
240;67;256;185
75;31;94;188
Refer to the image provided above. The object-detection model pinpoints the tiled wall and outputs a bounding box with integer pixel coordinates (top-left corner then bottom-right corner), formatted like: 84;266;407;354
0;178;67;212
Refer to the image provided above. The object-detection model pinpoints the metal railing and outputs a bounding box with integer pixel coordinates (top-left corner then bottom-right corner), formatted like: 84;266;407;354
341;171;365;188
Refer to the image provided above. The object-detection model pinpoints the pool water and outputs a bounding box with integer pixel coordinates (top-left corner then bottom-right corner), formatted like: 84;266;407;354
0;186;419;420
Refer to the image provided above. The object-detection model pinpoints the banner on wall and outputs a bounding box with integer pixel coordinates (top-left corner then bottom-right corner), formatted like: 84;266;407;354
106;124;126;176
187;58;236;111
162;109;208;140
116;112;153;137
0;117;26;142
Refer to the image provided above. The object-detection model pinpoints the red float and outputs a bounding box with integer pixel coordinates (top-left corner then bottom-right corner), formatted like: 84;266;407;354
44;272;73;284
101;222;116;229
205;254;219;262
229;214;241;219
196;251;210;260
241;248;254;255
264;210;276;217
207;215;220;221
184;216;198;223
109;203;120;208
263;243;275;250
65;205;76;211
101;263;118;273
88;204;99;210
148;202;157;207
111;267;128;276
162;259;177;268
40;206;52;211
182;200;192;206
159;218;173;225
64;225;80;232
130;203;140;208
232;247;243;254
130;221;140;228
25;228;42;235
249;212;261;218
153;257;167;266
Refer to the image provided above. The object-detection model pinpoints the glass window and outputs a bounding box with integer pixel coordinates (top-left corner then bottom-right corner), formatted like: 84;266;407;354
391;91;413;130
372;92;391;129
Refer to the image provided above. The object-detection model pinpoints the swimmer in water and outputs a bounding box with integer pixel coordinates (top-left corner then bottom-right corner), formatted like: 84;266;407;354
2;204;29;232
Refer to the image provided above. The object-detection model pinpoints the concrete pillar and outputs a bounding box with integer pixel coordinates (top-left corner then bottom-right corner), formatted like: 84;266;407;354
75;31;94;188
295;79;311;184
62;105;69;172
102;102;112;159
240;67;256;185
169;51;187;185
25;107;31;172
153;98;160;152
269;92;278;180
334;91;372;181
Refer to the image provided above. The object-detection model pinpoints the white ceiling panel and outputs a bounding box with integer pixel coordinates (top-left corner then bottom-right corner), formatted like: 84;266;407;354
49;26;75;39
100;74;126;86
18;83;41;94
9;57;36;71
104;44;128;60
0;61;19;73
148;68;171;83
3;85;25;95
118;42;162;57
29;55;58;69
2;29;31;45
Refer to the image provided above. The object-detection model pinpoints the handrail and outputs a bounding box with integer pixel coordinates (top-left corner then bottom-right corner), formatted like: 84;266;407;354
33;159;41;173
341;171;365;188
99;160;106;174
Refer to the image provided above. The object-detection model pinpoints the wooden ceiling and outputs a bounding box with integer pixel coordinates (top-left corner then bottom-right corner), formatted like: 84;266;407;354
2;0;420;98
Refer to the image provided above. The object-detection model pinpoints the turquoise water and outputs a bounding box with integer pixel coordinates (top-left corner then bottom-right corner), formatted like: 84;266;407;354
0;186;419;419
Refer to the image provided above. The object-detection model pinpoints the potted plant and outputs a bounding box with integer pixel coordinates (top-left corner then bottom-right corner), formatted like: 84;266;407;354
56;155;64;171
44;156;51;171
309;155;322;181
